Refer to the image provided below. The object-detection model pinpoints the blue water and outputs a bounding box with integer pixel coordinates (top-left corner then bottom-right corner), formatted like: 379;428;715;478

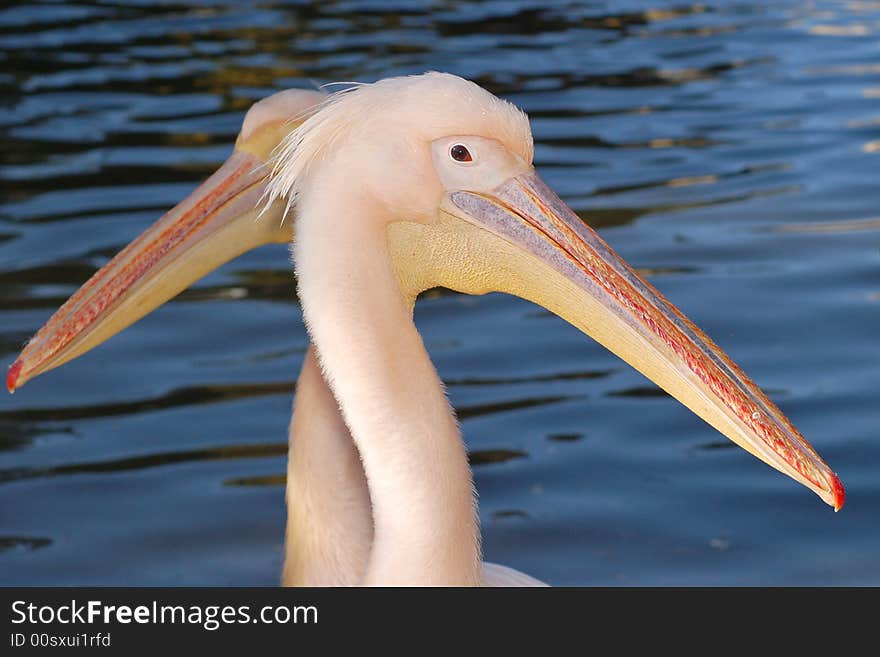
1;1;878;585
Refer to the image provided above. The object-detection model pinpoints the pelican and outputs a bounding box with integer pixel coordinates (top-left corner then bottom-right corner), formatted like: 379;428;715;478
7;73;844;586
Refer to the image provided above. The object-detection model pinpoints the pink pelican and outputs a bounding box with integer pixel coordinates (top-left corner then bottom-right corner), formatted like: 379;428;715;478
7;73;844;586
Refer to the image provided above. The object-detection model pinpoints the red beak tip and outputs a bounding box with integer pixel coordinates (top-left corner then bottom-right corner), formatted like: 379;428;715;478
6;360;22;394
830;473;845;512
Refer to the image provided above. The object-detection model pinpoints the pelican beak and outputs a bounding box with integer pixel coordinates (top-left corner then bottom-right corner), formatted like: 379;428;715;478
7;125;293;393
442;171;844;510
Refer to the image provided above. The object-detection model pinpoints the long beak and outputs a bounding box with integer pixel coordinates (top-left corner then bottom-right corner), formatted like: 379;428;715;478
444;171;844;510
7;140;292;392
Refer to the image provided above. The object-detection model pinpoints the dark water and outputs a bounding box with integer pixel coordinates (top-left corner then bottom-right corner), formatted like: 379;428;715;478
1;1;878;586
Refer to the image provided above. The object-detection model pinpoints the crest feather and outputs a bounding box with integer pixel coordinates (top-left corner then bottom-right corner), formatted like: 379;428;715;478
262;72;533;224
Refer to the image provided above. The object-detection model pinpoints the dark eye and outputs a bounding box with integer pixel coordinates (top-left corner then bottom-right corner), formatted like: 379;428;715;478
450;144;472;163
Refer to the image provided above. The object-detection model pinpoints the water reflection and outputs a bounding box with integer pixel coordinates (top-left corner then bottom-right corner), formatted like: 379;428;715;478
0;536;52;553
0;442;289;486
1;382;294;424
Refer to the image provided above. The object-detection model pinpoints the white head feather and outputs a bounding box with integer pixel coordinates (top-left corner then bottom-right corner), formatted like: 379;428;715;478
262;72;533;224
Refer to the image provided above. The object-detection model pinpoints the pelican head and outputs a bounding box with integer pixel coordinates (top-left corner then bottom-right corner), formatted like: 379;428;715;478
8;73;843;518
263;72;534;226
6;87;323;389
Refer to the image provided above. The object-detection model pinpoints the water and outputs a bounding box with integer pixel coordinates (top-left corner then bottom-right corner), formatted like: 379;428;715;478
1;1;878;586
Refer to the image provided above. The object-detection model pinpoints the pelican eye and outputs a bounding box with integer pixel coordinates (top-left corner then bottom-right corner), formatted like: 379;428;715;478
450;144;473;163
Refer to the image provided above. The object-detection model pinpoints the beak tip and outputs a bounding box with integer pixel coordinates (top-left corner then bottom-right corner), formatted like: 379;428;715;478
6;360;22;394
829;472;845;512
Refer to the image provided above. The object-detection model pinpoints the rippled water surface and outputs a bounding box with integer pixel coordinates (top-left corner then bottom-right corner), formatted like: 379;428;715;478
1;1;878;585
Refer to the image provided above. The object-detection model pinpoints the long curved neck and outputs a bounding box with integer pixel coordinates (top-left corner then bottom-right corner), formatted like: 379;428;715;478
284;346;373;586
294;191;480;585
